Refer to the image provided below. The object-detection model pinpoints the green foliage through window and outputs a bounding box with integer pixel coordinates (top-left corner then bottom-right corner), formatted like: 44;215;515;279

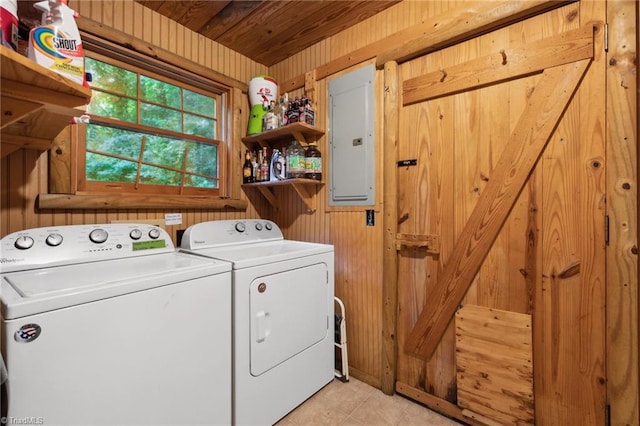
82;55;221;192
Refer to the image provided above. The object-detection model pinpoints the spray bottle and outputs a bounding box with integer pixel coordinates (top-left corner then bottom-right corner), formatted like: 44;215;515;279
28;0;85;86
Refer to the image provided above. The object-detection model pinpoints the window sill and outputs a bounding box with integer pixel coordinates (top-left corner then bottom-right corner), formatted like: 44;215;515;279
38;194;248;210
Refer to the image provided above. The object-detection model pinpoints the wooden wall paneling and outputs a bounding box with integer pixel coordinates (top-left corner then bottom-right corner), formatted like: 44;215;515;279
5;151;27;233
25;150;44;230
606;0;639;423
120;1;134;38
48;128;71;194
331;210;383;387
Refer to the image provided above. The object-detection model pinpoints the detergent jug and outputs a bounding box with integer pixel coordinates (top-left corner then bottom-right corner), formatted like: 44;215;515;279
28;0;85;86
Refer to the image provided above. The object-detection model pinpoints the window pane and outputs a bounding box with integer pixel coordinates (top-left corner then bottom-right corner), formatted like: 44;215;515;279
140;75;181;109
139;164;182;186
142;135;186;168
86;124;141;159
141;102;181;132
184;113;215;138
184;89;214;116
86;152;138;183
86;57;137;96
87;92;138;123
186;142;217;177
185;174;217;189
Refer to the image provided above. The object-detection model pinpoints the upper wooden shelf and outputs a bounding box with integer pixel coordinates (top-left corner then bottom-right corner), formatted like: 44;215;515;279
241;123;325;213
1;45;92;158
242;122;324;147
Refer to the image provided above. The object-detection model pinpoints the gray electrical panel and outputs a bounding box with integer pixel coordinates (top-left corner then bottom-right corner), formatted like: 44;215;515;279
328;64;375;206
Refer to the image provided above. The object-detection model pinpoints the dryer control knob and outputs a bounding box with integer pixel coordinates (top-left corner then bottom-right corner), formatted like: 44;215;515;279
14;236;34;250
255;223;263;231
148;228;161;239
89;229;109;244
129;229;143;240
235;222;246;233
265;222;273;231
45;233;63;247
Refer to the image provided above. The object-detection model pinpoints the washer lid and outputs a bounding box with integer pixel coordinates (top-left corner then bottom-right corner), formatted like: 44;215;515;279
182;240;333;269
1;252;230;319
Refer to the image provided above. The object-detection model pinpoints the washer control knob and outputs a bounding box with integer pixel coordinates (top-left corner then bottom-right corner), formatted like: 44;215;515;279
265;222;273;231
89;229;108;244
255;223;263;231
148;228;161;239
235;222;246;233
14;236;34;250
45;233;63;247
129;229;143;240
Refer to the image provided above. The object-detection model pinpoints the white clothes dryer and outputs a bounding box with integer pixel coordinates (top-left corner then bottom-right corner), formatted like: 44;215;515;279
180;219;334;426
1;224;232;426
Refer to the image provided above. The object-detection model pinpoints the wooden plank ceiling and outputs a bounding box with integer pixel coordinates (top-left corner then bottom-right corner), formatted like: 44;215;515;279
134;1;401;66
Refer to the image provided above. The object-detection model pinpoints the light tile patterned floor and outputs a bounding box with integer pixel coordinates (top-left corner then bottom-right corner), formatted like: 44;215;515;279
276;378;463;425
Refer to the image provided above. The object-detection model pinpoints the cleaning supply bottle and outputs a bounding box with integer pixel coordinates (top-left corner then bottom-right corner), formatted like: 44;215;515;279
0;0;18;51
28;0;85;86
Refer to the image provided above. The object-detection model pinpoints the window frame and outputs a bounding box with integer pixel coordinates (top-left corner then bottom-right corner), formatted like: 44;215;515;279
74;40;231;198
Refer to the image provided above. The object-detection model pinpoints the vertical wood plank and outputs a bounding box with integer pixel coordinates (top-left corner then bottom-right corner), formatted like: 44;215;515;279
605;0;639;424
381;60;399;395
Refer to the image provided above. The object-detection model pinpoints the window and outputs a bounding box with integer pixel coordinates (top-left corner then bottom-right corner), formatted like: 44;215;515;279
76;48;227;197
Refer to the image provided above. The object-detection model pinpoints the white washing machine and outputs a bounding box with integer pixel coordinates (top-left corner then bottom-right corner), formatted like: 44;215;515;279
180;219;334;426
0;223;232;426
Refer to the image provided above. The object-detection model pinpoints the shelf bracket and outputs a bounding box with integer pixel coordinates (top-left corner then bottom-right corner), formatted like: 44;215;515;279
256;185;279;209
290;182;316;213
291;130;307;144
0;97;43;129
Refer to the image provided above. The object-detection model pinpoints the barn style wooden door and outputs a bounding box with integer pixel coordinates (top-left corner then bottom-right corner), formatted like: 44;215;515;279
393;3;606;425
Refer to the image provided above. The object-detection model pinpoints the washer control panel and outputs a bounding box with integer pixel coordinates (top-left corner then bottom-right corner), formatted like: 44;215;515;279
1;224;173;273
180;220;282;250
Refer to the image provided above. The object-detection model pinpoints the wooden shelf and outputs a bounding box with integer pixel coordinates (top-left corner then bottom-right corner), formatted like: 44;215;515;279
1;45;92;158
242;178;323;213
242;122;324;147
241;122;325;213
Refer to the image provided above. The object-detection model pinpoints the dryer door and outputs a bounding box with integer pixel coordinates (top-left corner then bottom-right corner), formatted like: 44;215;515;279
249;263;329;376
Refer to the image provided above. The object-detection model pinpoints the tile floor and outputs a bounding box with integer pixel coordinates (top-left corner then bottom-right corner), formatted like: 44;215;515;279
276;378;463;426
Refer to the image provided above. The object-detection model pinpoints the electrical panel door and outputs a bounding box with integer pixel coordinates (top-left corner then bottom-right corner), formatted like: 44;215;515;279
328;64;375;206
